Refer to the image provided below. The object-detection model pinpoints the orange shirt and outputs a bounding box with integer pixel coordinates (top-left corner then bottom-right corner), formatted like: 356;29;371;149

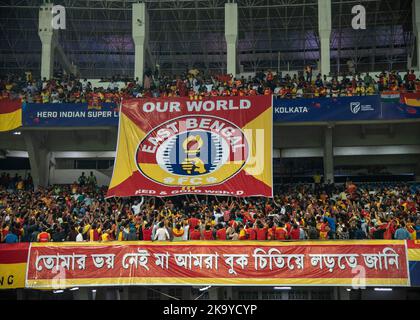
275;227;287;240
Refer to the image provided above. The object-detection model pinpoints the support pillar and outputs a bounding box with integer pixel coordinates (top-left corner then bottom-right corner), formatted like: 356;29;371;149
323;126;334;183
225;3;238;77
318;0;331;76
132;3;149;84
38;4;56;79
413;0;420;69
24;132;50;188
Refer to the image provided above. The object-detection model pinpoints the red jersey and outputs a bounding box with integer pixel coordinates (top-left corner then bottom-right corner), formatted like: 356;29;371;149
384;221;396;240
289;228;301;240
1;228;9;238
320;222;329;233
267;227;275;240
246;228;257;240
142;228;152;241
89;229;100;241
190;230;202;240
203;230;214;240
189;218;200;231
408;73;416;82
216;228;227;240
256;227;267;240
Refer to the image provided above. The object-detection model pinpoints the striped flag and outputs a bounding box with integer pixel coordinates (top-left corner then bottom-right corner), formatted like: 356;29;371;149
0;243;29;289
380;91;400;103
0;98;22;132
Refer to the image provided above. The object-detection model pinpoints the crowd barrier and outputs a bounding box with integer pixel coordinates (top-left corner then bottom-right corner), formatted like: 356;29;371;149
18;94;420;128
1;240;419;289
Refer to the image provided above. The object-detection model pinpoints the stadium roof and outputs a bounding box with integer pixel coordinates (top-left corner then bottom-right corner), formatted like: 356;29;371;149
0;0;414;78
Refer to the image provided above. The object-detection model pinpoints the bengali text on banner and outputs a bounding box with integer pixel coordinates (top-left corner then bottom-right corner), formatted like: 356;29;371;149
25;241;409;288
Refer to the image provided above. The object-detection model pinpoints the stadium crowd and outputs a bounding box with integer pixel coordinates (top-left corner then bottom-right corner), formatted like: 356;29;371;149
0;68;419;104
0;172;419;243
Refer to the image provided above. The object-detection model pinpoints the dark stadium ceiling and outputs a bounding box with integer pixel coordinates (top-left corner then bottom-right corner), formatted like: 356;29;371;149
0;0;414;78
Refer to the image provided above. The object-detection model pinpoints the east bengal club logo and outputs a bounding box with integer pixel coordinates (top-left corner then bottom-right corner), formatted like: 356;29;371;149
136;115;249;187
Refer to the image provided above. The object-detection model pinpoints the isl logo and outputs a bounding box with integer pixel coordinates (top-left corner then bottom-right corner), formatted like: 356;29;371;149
136;115;249;187
350;102;361;114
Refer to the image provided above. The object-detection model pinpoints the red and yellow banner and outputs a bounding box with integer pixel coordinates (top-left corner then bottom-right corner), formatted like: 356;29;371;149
107;96;273;197
407;240;420;261
26;241;409;288
0;98;22;132
0;243;29;289
401;92;420;107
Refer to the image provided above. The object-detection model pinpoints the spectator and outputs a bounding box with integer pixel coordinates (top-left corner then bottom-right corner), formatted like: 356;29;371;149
37;227;51;242
154;222;170;241
87;171;97;189
7;68;415;105
0;177;417;243
394;223;411;240
172;224;184;241
305;65;313;82
289;223;301;240
76;228;84;242
3;230;18;243
190;225;202;240
78;172;87;187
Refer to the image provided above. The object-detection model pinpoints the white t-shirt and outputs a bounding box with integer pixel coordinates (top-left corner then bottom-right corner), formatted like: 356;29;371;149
154;227;170;241
214;212;224;224
182;225;189;240
132;203;141;215
76;233;84;242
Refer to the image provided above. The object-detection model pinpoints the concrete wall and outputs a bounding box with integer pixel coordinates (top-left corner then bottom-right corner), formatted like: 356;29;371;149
49;169;111;186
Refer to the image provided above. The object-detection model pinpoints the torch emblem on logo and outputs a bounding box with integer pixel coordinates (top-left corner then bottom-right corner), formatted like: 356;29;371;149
181;135;207;174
